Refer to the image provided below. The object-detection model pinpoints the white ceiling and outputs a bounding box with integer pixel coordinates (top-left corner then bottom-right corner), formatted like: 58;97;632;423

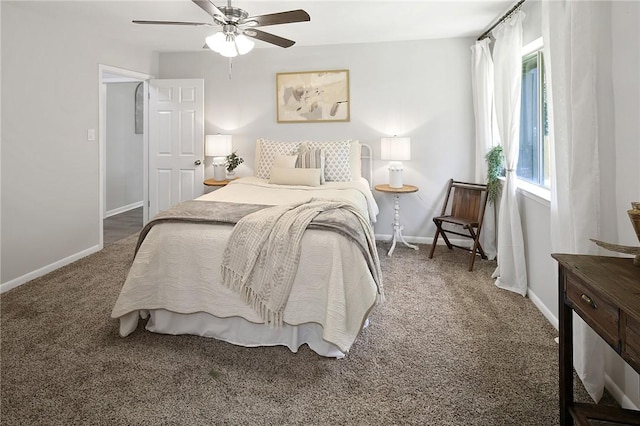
29;0;516;52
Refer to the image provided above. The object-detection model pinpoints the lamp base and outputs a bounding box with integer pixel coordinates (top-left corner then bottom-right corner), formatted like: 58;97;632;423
213;163;226;181
388;162;404;189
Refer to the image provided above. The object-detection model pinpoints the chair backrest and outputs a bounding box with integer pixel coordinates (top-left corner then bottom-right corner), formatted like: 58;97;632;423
441;179;489;225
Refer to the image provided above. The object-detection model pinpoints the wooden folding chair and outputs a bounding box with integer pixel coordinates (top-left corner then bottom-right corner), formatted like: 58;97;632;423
428;179;489;271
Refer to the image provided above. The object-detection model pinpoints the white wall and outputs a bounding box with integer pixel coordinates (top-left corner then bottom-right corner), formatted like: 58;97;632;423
158;38;476;240
605;0;640;409
1;2;158;288
105;82;143;215
612;2;640;246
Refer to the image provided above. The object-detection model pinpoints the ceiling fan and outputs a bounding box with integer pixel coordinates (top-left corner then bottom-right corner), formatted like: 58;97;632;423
133;0;311;58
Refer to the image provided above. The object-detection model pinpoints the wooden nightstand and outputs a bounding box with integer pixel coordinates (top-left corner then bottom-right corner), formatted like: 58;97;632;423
374;184;419;256
553;254;640;425
204;178;235;187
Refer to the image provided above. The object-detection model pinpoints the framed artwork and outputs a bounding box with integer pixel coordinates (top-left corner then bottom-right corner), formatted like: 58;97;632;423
276;69;350;123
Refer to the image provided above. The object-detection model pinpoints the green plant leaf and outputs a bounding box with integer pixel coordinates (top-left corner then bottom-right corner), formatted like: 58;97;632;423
485;145;504;204
225;151;244;173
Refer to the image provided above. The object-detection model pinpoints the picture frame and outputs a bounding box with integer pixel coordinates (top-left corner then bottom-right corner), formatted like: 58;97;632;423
276;69;350;123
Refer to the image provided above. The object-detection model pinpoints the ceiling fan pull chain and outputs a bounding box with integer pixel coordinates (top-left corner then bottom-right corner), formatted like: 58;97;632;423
228;58;233;80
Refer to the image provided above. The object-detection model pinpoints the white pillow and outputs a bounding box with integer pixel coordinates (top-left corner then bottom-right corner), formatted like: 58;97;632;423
349;140;362;179
273;154;298;169
255;139;302;179
305;140;352;182
269;167;322;187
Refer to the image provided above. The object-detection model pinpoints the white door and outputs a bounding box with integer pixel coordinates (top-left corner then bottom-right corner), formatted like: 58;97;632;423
148;79;205;218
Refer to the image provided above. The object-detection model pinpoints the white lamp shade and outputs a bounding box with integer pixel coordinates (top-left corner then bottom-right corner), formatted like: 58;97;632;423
205;134;232;157
218;40;238;58
381;137;411;161
235;34;255;55
205;32;226;53
206;32;254;58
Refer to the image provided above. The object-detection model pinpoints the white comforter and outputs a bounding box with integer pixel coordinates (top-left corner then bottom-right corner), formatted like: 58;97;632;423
111;177;380;356
200;176;379;222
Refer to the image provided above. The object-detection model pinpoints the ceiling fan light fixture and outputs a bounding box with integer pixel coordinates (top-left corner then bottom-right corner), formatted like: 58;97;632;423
235;34;255;55
205;30;254;58
205;32;226;53
218;39;239;58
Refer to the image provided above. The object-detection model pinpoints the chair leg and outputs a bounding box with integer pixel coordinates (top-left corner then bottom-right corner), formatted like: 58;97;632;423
440;230;454;250
468;236;485;271
468;242;478;271
467;227;487;260
428;224;441;259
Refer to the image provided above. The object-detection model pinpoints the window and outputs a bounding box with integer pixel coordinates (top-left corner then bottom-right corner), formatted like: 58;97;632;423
518;46;549;188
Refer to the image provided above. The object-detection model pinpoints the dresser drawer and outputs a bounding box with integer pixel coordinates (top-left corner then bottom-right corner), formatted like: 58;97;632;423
565;273;620;347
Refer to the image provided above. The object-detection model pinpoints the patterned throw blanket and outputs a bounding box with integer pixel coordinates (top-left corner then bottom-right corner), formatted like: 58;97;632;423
220;198;382;326
134;200;268;255
135;199;383;325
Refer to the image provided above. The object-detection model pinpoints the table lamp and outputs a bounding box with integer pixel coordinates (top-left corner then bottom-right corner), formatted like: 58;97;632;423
205;134;232;181
381;137;411;188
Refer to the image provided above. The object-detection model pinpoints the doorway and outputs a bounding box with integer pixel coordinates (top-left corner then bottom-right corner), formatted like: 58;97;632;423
98;65;151;248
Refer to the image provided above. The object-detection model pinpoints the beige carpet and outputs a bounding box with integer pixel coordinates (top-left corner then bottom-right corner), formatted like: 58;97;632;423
1;235;604;425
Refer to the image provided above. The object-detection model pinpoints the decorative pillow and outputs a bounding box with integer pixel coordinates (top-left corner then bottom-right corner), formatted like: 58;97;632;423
296;148;326;184
269;167;322;187
349;140;362;179
306;140;352;182
255;139;302;179
273;154;298;169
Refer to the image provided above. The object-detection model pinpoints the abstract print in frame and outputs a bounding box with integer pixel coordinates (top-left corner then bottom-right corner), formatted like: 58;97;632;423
276;69;350;123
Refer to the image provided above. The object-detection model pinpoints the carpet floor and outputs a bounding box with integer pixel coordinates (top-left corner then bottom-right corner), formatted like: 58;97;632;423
1;235;604;425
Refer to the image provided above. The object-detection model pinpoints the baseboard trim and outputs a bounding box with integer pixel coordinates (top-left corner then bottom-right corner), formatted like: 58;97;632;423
527;288;559;331
105;201;143;218
0;245;101;294
605;373;639;410
374;235;469;247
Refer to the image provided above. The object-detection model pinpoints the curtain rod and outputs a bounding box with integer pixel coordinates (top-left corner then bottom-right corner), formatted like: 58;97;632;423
477;0;527;41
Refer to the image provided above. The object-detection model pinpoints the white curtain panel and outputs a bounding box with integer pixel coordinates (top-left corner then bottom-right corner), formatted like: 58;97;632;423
542;0;605;402
491;11;528;296
470;38;498;260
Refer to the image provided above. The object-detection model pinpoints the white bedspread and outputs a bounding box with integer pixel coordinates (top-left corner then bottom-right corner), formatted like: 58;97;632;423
201;176;379;223
111;177;381;356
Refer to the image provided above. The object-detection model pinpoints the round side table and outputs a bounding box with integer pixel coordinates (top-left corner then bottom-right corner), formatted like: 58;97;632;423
374;184;419;256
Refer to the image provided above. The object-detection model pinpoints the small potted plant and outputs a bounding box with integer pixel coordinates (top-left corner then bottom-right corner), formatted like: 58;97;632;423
225;151;244;179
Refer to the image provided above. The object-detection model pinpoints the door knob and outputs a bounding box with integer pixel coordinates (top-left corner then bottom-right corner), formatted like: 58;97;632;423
194;160;202;166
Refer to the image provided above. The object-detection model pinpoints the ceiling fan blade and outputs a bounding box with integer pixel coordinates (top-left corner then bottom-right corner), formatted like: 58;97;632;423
192;0;228;25
133;20;212;26
244;29;295;48
241;9;310;27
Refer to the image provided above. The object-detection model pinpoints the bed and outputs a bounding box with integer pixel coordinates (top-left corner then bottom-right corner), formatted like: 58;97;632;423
111;139;383;358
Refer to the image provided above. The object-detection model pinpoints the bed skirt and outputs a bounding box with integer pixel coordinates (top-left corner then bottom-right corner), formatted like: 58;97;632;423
119;310;369;358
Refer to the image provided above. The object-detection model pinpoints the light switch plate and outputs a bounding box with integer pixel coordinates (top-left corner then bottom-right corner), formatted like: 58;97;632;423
87;129;95;141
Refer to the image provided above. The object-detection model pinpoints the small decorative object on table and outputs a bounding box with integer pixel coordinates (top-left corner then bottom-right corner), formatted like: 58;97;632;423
590;201;640;267
225;151;244;179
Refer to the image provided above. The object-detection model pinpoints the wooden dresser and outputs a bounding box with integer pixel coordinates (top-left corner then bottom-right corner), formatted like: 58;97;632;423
553;254;640;425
